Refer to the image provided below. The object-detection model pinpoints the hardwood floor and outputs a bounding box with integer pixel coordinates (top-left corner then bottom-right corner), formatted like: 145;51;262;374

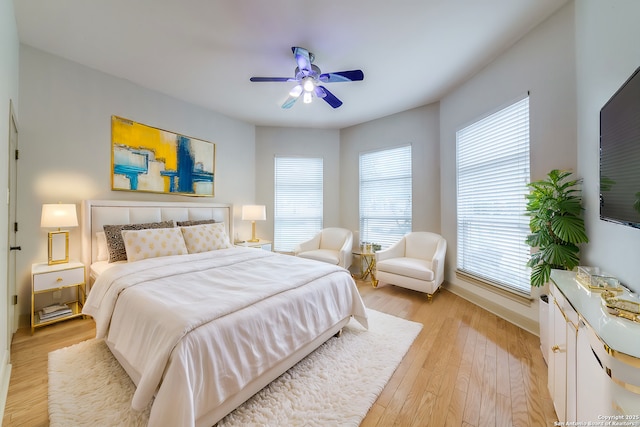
2;280;557;426
358;281;557;427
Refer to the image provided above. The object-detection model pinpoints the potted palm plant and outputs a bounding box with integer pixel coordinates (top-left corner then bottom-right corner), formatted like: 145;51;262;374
525;169;589;288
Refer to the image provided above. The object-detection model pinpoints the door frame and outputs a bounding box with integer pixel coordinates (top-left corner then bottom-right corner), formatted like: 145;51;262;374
7;100;18;343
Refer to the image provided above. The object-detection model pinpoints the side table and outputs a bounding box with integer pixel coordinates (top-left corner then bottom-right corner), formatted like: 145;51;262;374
352;251;378;287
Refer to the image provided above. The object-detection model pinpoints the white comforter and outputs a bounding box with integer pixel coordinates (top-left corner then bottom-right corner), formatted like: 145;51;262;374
83;248;367;427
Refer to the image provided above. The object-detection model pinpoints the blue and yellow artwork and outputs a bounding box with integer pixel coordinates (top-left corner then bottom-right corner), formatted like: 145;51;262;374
111;116;215;196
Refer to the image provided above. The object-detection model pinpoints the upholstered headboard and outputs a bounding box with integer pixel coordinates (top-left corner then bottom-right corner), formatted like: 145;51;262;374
81;199;233;268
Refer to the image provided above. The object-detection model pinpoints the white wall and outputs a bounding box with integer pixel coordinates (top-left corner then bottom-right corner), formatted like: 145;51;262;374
254;126;341;245
340;104;441;245
0;0;19;414
439;2;576;333
16;45;256;324
576;0;640;293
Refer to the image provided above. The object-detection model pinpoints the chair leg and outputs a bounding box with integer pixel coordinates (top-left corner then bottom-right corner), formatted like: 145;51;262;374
427;286;442;301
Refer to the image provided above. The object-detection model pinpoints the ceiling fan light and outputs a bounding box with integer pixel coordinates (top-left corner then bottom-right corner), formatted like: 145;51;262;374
303;92;312;104
289;85;303;97
303;78;315;92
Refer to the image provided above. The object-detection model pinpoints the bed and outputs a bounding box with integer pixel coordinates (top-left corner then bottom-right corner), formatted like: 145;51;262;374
80;199;368;427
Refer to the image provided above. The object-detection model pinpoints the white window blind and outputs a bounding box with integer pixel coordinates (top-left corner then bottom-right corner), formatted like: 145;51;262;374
274;156;323;252
456;96;531;295
359;145;412;249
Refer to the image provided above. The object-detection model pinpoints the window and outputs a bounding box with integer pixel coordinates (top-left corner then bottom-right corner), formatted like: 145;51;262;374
359;145;412;249
274;156;323;252
456;96;531;295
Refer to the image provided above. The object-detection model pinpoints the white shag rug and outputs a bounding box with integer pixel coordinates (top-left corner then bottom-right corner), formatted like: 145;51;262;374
48;309;422;427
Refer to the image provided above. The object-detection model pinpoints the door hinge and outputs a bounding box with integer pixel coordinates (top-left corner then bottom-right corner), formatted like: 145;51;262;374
12;295;17;305
14;149;18;160
14;222;18;232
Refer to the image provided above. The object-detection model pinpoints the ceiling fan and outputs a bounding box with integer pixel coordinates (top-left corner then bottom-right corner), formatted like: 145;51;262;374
250;47;364;109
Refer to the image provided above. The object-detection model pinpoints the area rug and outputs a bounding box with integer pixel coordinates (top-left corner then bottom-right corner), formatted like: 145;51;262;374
48;309;422;427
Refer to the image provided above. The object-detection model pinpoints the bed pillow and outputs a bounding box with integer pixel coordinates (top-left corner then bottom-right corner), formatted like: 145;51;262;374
121;227;188;262
96;231;108;262
176;219;217;227
180;222;232;254
103;220;175;262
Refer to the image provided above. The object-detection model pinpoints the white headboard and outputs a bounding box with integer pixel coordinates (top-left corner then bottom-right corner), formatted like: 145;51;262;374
81;199;233;267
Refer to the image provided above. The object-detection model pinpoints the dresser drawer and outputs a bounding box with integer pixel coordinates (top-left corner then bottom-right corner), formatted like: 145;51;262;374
33;267;84;292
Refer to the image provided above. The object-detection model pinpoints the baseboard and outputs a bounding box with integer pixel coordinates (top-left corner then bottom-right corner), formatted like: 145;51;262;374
0;349;12;422
445;282;539;336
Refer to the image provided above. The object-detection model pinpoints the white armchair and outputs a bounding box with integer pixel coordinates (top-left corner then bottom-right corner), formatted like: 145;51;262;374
294;228;353;269
375;232;447;299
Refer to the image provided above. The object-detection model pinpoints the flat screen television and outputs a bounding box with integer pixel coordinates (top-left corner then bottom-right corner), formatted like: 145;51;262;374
599;65;640;229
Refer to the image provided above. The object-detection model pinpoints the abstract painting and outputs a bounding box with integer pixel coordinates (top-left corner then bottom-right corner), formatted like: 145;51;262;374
111;116;215;196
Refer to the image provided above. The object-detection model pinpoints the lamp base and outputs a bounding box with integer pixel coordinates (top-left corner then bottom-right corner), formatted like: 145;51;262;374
247;221;259;243
48;230;70;265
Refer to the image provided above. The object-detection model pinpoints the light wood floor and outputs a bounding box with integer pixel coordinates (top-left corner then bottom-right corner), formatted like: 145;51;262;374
2;280;557;426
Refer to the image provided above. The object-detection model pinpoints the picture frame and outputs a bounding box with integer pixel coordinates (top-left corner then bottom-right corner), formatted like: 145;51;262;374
111;116;216;197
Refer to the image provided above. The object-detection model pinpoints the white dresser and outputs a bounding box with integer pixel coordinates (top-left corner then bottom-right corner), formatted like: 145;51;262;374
548;269;640;423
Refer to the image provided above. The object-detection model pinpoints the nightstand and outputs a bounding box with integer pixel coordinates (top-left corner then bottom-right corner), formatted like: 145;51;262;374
235;240;272;251
31;261;86;334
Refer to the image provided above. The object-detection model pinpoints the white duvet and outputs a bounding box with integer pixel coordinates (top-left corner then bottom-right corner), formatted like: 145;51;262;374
83;248;368;427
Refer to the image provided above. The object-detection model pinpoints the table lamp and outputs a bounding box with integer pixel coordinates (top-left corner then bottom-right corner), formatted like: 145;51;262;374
41;203;78;265
241;205;266;242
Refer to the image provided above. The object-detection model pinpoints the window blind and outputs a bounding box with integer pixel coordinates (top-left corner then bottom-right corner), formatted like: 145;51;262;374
456;96;531;295
359;145;412;249
274;156;323;252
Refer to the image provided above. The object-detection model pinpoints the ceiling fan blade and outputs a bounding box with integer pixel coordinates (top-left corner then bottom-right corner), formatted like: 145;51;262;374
314;86;327;98
250;77;295;82
281;92;301;109
292;47;313;72
318;86;343;108
319;70;364;83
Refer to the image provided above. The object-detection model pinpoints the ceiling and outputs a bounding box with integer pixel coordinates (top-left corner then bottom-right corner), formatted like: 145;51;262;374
14;0;568;129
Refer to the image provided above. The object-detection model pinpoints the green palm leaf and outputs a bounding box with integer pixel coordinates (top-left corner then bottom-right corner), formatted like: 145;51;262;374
550;215;589;244
525;169;588;286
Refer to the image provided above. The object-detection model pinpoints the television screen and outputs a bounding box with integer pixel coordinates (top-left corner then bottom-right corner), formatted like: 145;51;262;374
600;66;640;229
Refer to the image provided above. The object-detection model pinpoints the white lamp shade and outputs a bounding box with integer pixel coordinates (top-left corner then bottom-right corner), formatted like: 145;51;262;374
41;204;78;228
241;205;266;221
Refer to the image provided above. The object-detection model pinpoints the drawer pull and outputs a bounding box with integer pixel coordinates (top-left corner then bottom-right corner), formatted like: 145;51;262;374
551;345;561;353
56;277;63;282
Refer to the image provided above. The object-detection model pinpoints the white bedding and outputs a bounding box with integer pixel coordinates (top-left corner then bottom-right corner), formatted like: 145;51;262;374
83;247;367;427
89;260;123;281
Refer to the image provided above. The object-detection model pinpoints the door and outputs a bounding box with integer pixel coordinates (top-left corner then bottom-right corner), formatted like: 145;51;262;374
7;100;19;343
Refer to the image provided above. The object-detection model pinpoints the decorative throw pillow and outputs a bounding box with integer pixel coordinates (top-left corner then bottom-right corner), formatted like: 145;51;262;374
103;220;175;263
180;222;232;254
96;231;108;262
121;227;188;262
176;219;217;227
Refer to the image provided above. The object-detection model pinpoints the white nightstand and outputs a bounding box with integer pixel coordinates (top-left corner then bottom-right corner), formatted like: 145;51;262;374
235;240;272;251
31;261;86;334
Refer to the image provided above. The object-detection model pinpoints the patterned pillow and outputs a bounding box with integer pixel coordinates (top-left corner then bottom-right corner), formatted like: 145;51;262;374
176;219;217;227
121;227;188;262
103;220;175;263
180;223;232;254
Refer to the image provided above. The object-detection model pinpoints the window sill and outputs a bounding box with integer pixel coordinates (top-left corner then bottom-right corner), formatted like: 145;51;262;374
455;269;533;305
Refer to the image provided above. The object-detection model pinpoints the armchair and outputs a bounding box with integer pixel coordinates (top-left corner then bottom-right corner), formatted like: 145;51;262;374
294;228;353;269
374;232;446;299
